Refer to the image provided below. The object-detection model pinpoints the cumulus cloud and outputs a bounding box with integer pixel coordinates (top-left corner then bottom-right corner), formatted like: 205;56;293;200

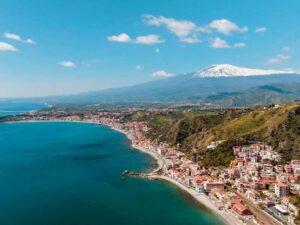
144;15;197;37
135;34;164;44
208;19;248;35
233;42;246;48
111;16;248;48
143;15;202;43
107;33;132;43
255;27;266;33
4;32;36;44
152;70;173;78
143;15;248;45
4;32;21;41
211;38;246;49
58;60;76;68
211;37;230;48
0;42;18;52
107;33;163;45
266;54;290;64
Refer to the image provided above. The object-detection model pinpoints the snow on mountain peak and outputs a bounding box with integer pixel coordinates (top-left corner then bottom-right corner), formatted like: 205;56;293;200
194;64;295;78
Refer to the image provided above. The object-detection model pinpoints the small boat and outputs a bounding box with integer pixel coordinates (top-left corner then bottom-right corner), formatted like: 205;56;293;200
122;170;129;175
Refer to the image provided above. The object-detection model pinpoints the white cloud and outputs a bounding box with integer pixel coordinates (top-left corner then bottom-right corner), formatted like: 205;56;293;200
135;34;164;44
210;38;246;49
107;33;132;43
25;38;36;44
107;33;163;45
4;32;36;44
58;60;76;68
155;47;160;53
143;15;248;45
266;54;290;64
0;42;18;52
208;19;248;35
136;65;142;70
255;27;266;33
143;15;202;43
211;37;230;48
4;32;21;41
144;15;197;37
282;46;290;52
180;36;201;43
152;70;173;78
233;42;246;48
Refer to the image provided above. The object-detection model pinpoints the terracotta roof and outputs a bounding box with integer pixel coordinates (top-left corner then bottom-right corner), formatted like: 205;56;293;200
233;203;249;213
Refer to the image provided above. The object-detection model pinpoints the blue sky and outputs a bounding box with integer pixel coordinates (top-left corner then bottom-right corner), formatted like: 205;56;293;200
1;0;300;97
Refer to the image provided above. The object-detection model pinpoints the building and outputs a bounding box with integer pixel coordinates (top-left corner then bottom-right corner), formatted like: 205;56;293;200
203;181;224;192
275;183;290;198
232;203;252;215
272;204;289;217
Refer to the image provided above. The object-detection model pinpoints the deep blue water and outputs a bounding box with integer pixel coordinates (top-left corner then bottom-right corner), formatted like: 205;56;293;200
0;102;47;117
0;122;223;225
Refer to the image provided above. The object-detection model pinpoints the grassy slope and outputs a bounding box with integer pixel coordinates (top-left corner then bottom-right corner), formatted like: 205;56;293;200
135;102;300;167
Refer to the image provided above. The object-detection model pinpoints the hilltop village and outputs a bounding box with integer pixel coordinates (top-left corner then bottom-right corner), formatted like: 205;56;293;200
5;107;300;225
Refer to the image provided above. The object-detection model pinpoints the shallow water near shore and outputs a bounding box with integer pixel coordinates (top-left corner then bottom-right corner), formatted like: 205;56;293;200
0;122;223;225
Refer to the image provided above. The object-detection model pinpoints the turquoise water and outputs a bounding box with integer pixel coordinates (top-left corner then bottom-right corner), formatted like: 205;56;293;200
0;122;223;225
0;102;46;117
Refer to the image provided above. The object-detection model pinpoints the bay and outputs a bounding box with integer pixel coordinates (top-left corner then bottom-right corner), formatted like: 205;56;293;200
0;122;223;225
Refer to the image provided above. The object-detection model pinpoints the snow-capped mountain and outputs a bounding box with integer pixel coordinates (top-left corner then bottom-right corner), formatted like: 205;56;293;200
28;64;300;105
194;64;295;78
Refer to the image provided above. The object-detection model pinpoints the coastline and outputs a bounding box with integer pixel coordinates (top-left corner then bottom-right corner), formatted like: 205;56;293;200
110;126;164;174
3;120;242;225
109;125;242;225
150;175;243;225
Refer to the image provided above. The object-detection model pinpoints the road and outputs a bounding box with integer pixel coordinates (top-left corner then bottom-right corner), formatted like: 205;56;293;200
233;191;283;225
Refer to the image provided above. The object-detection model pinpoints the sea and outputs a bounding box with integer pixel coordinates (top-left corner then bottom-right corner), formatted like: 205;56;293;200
0;103;223;225
0;102;47;117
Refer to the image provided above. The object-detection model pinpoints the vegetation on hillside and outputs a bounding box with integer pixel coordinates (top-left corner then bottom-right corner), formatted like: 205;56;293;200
124;102;300;167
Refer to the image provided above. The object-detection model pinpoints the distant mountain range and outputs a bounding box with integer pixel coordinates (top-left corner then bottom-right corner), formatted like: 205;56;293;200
4;64;300;107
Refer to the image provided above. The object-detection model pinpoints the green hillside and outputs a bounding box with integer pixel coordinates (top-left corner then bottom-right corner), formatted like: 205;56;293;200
126;102;300;167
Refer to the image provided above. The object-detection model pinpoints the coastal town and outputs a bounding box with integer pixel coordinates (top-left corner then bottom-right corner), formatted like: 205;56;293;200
7;108;300;225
